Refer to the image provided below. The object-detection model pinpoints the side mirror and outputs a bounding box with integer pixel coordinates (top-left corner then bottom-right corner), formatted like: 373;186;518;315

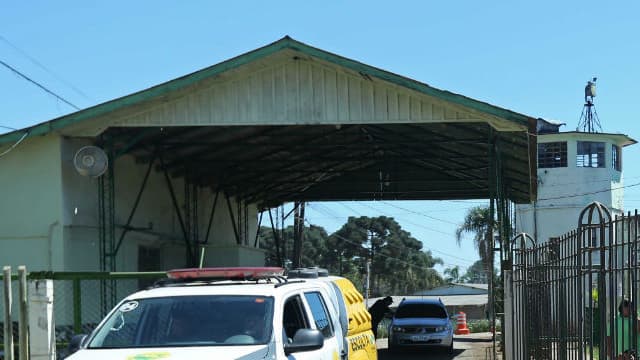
284;329;324;354
67;334;88;355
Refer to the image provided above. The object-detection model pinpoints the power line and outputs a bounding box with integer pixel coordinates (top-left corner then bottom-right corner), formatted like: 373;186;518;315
0;35;92;102
0;130;29;158
329;229;471;271
379;201;460;226
309;203;473;263
0;59;80;110
537;181;640;201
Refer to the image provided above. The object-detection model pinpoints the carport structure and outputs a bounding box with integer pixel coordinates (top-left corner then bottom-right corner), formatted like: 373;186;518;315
0;36;537;272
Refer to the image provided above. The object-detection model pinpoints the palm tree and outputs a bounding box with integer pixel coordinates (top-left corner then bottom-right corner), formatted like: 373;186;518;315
443;266;460;283
455;206;495;271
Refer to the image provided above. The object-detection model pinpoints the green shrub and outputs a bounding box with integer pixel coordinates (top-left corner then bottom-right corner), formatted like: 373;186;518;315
466;319;501;333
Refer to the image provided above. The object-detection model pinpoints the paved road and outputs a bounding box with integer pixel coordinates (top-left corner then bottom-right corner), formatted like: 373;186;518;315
376;332;502;360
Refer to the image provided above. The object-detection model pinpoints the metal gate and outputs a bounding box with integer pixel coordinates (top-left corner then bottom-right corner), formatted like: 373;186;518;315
508;202;640;359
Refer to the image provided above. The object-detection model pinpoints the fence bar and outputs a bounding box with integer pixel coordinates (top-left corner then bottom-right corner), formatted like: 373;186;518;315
3;266;14;360
18;266;29;360
73;278;82;333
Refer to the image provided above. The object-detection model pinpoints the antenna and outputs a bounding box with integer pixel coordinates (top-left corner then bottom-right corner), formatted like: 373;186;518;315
577;77;602;133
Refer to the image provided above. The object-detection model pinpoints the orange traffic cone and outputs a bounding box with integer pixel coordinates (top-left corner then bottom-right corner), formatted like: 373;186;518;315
454;311;470;335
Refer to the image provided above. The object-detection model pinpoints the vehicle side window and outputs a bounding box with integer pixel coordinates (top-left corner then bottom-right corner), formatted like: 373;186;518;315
304;291;334;338
283;295;310;340
330;282;349;335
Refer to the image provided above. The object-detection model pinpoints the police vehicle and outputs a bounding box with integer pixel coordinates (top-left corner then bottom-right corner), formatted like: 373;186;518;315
66;267;377;360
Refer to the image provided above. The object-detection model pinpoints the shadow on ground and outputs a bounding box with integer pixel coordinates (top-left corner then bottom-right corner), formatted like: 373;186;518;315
378;348;463;360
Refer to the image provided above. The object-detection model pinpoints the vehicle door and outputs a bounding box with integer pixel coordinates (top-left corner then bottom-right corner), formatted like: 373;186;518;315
279;291;340;360
301;290;341;360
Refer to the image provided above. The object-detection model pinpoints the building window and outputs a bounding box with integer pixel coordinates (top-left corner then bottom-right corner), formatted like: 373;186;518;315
577;141;605;168
612;144;622;171
538;142;567;168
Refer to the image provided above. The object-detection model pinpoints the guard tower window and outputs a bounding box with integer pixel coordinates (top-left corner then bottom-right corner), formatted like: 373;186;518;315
538;142;567;168
612;144;622;171
577;141;605;168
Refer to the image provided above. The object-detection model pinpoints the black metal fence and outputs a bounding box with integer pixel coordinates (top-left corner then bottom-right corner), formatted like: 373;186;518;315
509;202;640;359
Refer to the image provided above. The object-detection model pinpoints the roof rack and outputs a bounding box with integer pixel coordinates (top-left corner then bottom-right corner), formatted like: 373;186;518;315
287;267;329;279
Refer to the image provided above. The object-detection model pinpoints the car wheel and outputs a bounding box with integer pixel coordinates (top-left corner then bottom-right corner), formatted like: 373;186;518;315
448;342;454;354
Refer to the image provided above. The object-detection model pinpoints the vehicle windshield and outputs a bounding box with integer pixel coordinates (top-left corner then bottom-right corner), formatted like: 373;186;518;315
88;295;274;348
395;303;447;319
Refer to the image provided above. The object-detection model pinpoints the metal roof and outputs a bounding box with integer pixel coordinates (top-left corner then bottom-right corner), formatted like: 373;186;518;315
0;36;538;207
367;295;487;308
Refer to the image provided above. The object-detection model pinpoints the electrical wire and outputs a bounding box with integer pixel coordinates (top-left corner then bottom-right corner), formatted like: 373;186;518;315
379;201;460;225
327;228;469;271
0;130;29;158
305;203;475;265
0;35;92;101
0;59;80;110
537;181;640;202
308;203;475;263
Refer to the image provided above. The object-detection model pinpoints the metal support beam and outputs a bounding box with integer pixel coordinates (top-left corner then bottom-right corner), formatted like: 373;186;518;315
109;154;156;257
204;189;220;244
254;211;263;248
224;191;241;245
268;209;283;267
98;146;116;314
159;153;195;266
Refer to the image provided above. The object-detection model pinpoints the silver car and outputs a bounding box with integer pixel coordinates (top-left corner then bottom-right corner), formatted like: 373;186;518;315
387;298;454;353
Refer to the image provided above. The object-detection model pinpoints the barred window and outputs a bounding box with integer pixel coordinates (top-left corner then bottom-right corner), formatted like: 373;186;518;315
612;144;622;171
538;142;567;168
577;141;605;168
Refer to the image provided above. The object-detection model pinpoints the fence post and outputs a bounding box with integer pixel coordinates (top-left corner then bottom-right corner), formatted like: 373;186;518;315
503;269;513;358
3;266;14;360
73;279;81;334
28;279;55;360
18;266;29;360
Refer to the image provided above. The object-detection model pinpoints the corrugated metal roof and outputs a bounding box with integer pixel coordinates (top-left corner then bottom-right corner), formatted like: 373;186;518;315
367;294;487;308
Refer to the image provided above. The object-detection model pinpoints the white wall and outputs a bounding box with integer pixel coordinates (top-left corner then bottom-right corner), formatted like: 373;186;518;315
0;135;64;270
58;137;264;272
516;133;626;243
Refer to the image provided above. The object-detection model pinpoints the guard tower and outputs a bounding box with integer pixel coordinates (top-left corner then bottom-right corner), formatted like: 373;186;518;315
516;80;636;243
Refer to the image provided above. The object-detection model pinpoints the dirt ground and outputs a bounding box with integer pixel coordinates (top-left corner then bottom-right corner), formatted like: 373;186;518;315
376;332;502;360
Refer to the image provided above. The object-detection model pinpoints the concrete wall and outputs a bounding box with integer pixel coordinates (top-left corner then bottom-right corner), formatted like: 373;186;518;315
516;133;626;243
0;135;64;270
60;137;264;272
0;135;264;273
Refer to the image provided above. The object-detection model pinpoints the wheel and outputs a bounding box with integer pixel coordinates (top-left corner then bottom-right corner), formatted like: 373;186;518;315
448;341;454;354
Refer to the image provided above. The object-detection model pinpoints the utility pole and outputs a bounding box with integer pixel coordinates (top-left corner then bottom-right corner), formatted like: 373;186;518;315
365;259;371;305
292;202;305;268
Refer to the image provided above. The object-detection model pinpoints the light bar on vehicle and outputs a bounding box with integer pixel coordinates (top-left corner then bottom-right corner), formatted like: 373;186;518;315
166;267;285;280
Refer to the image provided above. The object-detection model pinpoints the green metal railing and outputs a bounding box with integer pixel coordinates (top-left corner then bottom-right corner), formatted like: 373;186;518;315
1;271;166;355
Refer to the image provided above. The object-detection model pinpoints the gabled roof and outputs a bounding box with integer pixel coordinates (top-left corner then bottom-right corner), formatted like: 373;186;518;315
0;37;538;205
0;36;532;145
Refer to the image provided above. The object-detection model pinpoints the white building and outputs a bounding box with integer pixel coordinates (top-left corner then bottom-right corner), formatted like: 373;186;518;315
516;119;636;243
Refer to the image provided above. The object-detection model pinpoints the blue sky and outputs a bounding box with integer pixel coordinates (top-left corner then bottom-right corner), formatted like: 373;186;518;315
2;1;639;275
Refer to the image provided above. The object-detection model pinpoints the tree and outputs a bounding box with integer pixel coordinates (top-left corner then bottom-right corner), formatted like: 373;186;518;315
258;224;330;268
455;206;495;272
258;216;444;296
459;260;493;284
443;266;460;283
332;216;443;296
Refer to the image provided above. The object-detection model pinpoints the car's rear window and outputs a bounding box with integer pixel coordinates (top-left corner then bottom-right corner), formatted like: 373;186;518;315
395;303;447;318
